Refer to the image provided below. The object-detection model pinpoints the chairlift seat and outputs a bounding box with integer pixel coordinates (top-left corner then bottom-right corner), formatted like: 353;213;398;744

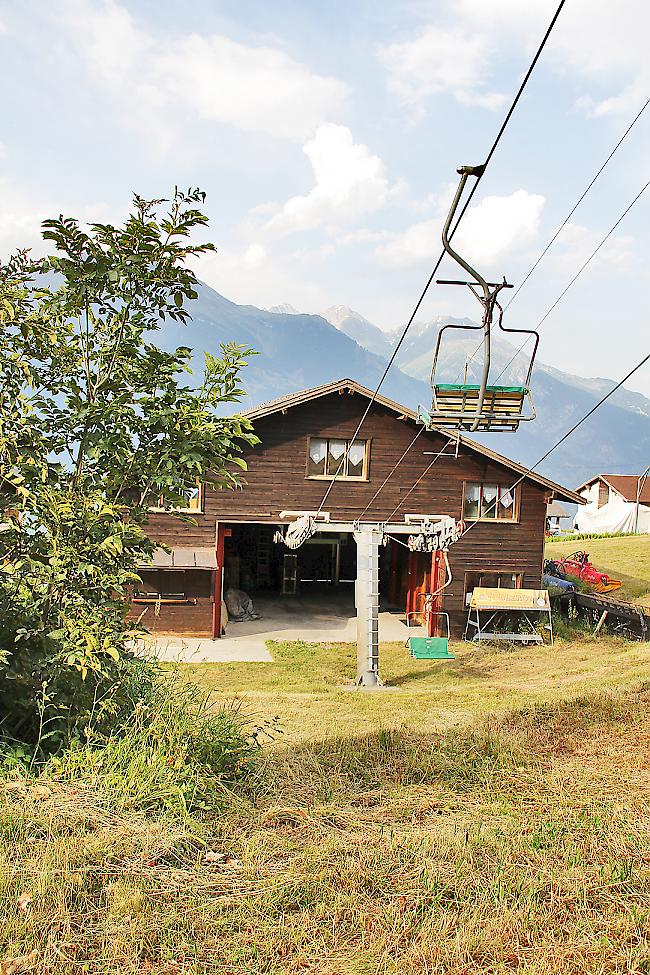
431;383;529;432
408;636;456;660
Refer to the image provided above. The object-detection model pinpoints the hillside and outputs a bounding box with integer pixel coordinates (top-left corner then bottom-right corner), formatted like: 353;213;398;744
160;285;431;410
546;534;650;603
5;645;649;973
160;284;650;489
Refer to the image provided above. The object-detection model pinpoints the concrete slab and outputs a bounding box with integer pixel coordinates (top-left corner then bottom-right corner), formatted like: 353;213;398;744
144;635;274;664
143;593;421;664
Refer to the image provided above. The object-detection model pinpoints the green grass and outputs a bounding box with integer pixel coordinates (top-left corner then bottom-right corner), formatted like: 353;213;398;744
3;636;650;974
546;533;650;602
186;634;650;742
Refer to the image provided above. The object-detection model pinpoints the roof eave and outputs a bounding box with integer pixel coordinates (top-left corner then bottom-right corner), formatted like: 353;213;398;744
241;378;584;504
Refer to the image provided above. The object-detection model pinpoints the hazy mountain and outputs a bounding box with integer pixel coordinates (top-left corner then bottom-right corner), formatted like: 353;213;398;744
159;283;650;490
159;284;431;412
321;305;393;357
267;303;299;315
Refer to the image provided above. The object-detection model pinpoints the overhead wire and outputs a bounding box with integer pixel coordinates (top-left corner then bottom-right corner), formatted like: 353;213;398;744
357;427;426;520
458;97;650;382
364;125;650;521
314;0;567;517
493;177;650;384
372;180;649;525
384;441;459;524
506;98;649;313
459;350;650;539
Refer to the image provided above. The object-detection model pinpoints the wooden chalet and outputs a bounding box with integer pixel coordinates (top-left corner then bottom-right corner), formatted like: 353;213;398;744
131;379;582;638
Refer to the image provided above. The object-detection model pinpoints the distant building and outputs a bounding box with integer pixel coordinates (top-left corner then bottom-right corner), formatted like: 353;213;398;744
574;474;650;534
546;500;572;534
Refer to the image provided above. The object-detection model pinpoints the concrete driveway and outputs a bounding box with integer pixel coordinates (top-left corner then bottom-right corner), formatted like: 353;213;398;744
145;592;417;663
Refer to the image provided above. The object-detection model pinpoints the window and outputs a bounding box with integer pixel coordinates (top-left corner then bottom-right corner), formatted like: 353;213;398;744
598;481;609;508
465;571;522;598
307;437;369;480
134;570;187;602
150;482;204;513
463;482;517;521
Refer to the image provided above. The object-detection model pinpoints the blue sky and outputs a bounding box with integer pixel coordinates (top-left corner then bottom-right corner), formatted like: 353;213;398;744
1;0;649;394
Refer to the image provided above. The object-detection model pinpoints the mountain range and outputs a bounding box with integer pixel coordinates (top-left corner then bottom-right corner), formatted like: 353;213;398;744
159;283;650;490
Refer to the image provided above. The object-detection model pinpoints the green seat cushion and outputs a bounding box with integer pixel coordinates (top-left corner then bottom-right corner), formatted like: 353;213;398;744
434;384;527;394
408;637;455;660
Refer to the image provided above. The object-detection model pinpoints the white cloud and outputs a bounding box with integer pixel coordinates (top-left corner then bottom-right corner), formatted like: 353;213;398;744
63;0;347;144
261;124;400;237
196;243;329;311
453;0;650;117
380;1;650;120
0;176;115;256
546;222;635;272
454;190;545;267
376;189;544;268
379;26;506;111
153;34;346;141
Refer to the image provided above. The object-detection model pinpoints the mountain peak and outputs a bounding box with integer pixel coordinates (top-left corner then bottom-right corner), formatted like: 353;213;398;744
321;305;373;328
267;303;299;315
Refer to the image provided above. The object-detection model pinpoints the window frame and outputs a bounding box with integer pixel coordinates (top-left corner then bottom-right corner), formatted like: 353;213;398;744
462;480;520;523
464;570;524;599
148;481;205;515
306;436;370;481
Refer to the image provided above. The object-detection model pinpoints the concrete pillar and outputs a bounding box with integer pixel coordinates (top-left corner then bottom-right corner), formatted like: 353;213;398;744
354;527;381;687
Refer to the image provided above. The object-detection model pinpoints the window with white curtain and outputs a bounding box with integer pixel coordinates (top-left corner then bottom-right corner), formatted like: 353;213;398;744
307;437;369;480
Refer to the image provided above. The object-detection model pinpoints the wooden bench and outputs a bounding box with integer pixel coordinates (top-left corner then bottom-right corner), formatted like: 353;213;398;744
431;384;528;432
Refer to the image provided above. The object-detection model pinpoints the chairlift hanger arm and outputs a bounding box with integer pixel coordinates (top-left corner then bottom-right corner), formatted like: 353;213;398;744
493;300;540;391
441;166;490;300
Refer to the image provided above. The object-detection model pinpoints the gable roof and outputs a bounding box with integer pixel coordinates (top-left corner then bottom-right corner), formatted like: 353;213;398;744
577;473;650;504
547;500;572;519
242;378;584;504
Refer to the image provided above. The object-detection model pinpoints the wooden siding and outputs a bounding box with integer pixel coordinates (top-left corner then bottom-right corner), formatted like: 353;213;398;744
140;389;548;634
127;569;214;637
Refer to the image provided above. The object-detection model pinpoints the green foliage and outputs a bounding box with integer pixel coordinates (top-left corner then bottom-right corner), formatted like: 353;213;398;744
46;671;264;814
0;188;257;751
546;531;639;543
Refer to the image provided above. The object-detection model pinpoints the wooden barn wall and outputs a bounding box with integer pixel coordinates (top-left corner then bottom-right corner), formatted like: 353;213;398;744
127;569;213;637
141;389;548;629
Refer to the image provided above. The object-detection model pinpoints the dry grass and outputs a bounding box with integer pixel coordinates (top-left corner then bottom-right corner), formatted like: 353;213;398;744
2;639;650;974
186;635;650;742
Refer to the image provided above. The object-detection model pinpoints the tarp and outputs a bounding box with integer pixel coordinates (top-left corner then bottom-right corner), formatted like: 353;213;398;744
574;496;650;534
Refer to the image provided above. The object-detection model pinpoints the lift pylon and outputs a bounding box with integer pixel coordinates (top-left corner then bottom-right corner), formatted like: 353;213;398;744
278;513;461;687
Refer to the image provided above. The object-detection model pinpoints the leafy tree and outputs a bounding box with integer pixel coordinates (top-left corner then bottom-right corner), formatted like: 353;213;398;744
0;189;256;751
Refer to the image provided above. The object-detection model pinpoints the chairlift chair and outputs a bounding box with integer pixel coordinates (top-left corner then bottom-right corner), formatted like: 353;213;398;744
406;609;455;660
426;165;540;433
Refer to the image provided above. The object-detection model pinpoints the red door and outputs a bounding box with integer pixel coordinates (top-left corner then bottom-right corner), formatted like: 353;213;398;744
406;550;445;637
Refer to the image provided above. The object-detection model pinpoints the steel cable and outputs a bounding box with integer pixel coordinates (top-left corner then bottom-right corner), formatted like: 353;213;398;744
314;0;567;517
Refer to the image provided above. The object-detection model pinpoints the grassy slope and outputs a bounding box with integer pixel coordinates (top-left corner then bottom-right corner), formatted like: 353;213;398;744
546;534;650;602
3;637;650;974
188;636;650;743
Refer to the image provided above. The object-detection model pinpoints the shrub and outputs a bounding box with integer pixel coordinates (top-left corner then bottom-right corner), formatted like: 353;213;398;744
0;191;256;749
44;671;263;814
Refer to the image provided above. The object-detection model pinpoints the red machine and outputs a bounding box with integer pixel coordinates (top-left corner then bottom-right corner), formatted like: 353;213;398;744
553;551;621;594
